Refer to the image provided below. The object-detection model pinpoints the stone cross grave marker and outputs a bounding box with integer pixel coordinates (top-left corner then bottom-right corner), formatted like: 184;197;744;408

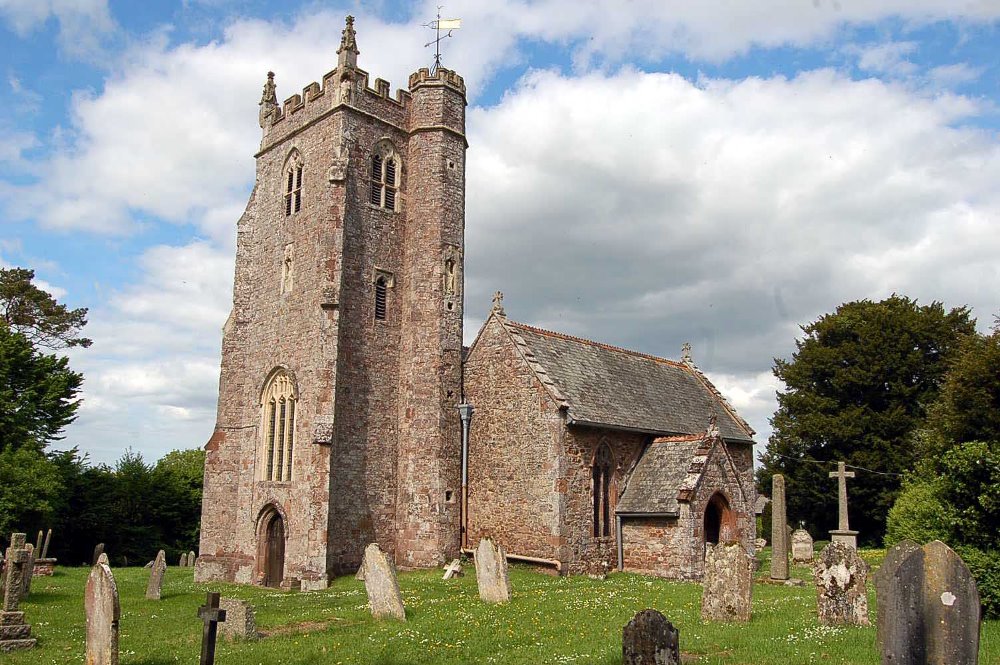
361;543;406;620
770;474;789;580
873;538;920;652
442;558;463;580
219;598;258;641
1;533;36;652
791;529;814;563
828;461;858;548
814;541;870;626
701;542;753;622
198;591;227;665
41;529;52;559
622;609;680;665
92;543;105;566
85;559;120;665
179;553;188;567
20;544;34;598
475;538;512;604
880;540;980;664
146;550;166;600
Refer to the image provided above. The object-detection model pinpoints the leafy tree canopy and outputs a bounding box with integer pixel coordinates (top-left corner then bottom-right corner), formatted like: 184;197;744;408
0;446;63;537
1;267;91;350
757;295;975;543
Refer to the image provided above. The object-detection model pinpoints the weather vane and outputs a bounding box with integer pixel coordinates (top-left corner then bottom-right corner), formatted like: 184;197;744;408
423;6;461;72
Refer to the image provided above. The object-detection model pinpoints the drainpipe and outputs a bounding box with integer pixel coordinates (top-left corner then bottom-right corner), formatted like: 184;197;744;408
616;515;624;571
457;403;474;550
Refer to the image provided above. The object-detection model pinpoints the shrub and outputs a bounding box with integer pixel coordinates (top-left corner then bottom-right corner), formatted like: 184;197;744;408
956;546;1000;619
885;479;951;546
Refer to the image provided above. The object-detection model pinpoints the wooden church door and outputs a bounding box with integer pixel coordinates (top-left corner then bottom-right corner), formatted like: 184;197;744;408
264;514;285;588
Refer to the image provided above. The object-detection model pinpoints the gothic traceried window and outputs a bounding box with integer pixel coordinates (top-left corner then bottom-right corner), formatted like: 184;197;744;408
369;142;400;211
284;154;303;216
261;371;296;481
593;444;614;538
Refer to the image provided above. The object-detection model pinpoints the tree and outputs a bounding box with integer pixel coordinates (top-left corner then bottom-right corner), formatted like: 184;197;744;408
0;325;83;452
0;267;91;349
0;446;63;538
757;295;975;543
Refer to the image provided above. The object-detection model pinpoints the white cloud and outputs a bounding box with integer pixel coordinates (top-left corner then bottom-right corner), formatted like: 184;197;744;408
848;41;919;75
0;0;114;59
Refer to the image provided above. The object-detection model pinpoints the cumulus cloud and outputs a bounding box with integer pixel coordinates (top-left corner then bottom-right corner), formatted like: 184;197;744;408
0;0;115;59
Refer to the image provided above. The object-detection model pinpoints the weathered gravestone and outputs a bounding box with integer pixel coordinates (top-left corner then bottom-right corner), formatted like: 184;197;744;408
41;529;52;559
442;558;464;580
474;538;511;604
33;532;43;555
873;538;920;652
770;474;789;580
701;542;753;622
20;544;34;598
92;543;105;566
814;541;870;626
219;598;258;641
197;592;227;665
880;540;980;665
791;529;814;563
85;559;120;665
145;550;166;600
361;543;406;621
622;609;680;665
0;534;36;652
189;551;196;567
179;553;188;567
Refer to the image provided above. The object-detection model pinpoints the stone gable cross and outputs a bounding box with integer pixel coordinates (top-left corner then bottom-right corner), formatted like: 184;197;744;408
197;592;227;665
829;461;855;531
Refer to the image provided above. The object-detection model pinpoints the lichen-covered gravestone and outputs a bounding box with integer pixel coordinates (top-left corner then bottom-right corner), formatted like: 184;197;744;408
701;542;753;622
791;529;814;563
0;534;37;652
20;544;34;598
145;550;166;600
85;560;120;665
880;540;980;664
873;538;920;651
814;541;870;626
361;543;405;621
770;474;789;580
179;553;187;567
474;538;511;604
622;609;680;665
219;599;258;641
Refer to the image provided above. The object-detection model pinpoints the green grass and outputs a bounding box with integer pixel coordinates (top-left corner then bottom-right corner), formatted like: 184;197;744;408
7;553;1000;664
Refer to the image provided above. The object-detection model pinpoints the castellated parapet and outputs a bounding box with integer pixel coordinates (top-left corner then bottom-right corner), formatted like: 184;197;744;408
197;16;467;590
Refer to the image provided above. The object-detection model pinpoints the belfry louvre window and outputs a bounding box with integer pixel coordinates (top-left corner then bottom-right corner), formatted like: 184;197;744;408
374;276;388;320
285;162;303;216
261;371;296;481
370;153;398;210
593;444;613;538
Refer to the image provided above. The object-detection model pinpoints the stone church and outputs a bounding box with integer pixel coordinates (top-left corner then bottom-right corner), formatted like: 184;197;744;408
195;17;757;590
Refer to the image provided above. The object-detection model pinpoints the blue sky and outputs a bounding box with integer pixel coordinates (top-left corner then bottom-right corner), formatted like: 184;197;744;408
1;0;998;464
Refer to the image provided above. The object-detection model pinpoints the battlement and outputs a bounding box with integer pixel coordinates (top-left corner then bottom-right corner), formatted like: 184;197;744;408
408;67;466;95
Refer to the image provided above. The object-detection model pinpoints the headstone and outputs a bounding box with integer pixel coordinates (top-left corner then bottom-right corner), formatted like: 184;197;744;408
442;558;464;580
97;553;109;565
622;609;680;665
179;553;188;567
145;550;166;600
361;543;405;620
92;543;105;566
814;541;870;626
20;544;34;598
198;592;227;665
34;532;43;554
791;529;814;563
880;540;980;664
0;534;36;652
85;560;119;665
474;538;512;604
770;474;789;580
874;538;921;651
701;542;753;622
219;598;258;641
828;461;859;548
40;529;52;559
189;551;197;566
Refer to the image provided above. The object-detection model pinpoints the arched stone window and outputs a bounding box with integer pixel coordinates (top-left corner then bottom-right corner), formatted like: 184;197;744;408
261;370;296;481
374;275;388;320
284;151;304;216
369;140;400;211
592;444;614;538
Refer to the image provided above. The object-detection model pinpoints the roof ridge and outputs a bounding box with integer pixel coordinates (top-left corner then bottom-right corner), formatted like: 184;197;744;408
505;319;687;368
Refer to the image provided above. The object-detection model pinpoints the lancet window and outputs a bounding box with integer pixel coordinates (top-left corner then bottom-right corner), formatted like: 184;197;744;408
284;153;304;216
593;444;614;538
261;371;296;481
369;142;400;211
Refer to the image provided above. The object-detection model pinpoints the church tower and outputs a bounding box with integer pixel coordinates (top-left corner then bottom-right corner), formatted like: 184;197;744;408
196;17;467;589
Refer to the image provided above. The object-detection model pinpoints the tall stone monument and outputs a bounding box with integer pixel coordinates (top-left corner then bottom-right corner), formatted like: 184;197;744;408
828;461;858;548
769;474;789;580
0;533;36;652
85;560;120;665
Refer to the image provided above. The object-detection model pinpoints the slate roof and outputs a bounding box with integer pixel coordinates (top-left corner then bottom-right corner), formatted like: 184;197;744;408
616;435;705;515
500;319;754;442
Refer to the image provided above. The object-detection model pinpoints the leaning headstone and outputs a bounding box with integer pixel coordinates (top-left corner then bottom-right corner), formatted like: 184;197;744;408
361;543;405;621
92;543;105;566
33;532;43;555
442;558;464;580
474;538;511;604
40;529;52;559
874;538;921;651
814;541;870;626
880;540;980;664
20;544;34;598
770;474;789;580
179;553;188;567
219;598;258;641
622;609;680;665
85;560;120;665
701;542;753;622
791;529;814;563
0;534;36;652
145;550;166;600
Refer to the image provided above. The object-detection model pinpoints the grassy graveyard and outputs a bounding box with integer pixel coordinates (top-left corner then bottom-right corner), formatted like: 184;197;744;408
6;550;999;664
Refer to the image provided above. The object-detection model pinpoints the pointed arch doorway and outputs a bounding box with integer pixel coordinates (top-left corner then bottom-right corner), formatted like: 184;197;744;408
703;492;736;547
259;508;285;588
